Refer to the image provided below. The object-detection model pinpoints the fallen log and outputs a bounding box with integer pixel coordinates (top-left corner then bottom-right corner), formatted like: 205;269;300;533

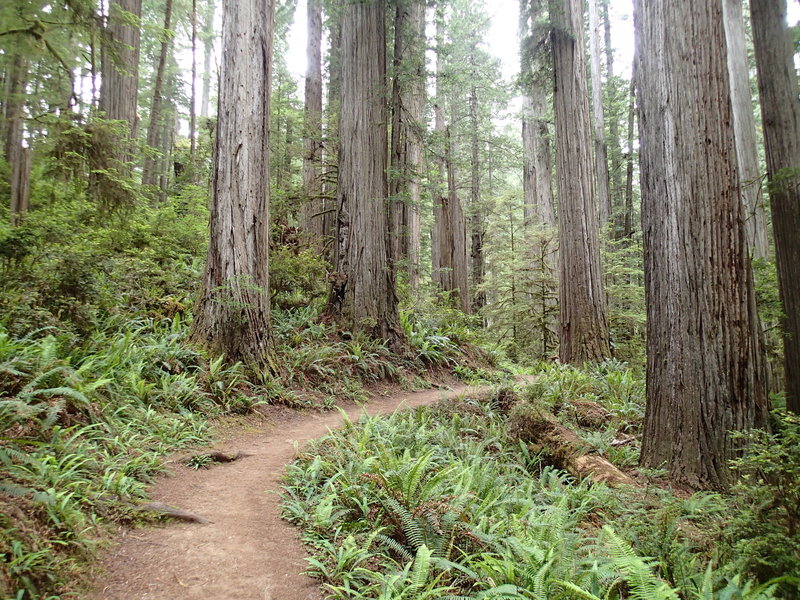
508;406;634;487
135;501;211;524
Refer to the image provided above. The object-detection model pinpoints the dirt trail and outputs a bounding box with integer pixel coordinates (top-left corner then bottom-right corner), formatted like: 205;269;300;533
87;383;483;600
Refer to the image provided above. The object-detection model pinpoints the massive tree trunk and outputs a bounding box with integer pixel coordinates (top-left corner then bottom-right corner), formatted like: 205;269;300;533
301;0;324;241
750;0;800;414
521;92;556;231
431;10;469;313
141;0;174;192
326;0;400;343
636;0;769;488
550;0;611;364
588;0;611;228
388;0;425;290
190;0;276;369
723;0;769;260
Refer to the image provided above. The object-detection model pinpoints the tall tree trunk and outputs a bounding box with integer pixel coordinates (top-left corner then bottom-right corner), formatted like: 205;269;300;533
190;0;198;168
301;0;324;240
750;0;800;414
141;0;174;192
431;7;469;313
550;0;611;364
95;0;142;206
4;54;29;226
200;0;215;118
469;82;485;313
522;91;556;230
723;0;769;260
389;0;425;290
636;0;769;488
321;17;342;260
602;0;623;233
326;0;400;342
190;0;276;370
623;61;636;239
588;0;611;229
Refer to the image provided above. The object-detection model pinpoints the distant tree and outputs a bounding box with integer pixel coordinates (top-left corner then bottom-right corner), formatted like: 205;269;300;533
141;0;174;194
588;0;611;228
326;0;401;343
301;0;324;242
549;0;611;363
636;0;769;487
750;0;800;414
389;0;425;290
191;0;276;369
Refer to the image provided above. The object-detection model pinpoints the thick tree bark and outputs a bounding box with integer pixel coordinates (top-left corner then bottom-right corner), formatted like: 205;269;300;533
522;92;556;231
636;0;769;488
141;0;174;192
389;0;425;290
723;0;769;260
588;0;611;228
326;0;400;343
301;0;324;240
750;0;800;414
321;17;342;259
550;0;611;364
190;0;276;369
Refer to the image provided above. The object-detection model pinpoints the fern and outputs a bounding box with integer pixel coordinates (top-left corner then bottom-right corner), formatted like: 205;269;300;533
602;526;679;600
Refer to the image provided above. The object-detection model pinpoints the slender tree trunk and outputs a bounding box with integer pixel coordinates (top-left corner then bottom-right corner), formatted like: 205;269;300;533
636;0;769;488
750;0;800;414
602;0;622;232
469;82;485;313
142;0;174;192
301;0;324;240
326;0;401;343
321;17;342;259
623;62;635;239
190;0;198;168
389;0;425;289
190;0;276;370
723;0;769;260
588;0;611;229
550;0;611;364
200;0;215;118
4;54;28;226
431;8;469;313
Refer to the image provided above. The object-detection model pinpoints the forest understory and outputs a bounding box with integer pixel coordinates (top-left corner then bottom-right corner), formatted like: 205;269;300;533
2;0;800;598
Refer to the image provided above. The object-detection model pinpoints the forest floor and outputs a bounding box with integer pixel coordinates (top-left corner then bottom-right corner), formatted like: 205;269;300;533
84;381;487;600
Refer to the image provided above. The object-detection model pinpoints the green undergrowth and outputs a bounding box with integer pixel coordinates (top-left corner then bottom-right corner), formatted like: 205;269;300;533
281;370;799;600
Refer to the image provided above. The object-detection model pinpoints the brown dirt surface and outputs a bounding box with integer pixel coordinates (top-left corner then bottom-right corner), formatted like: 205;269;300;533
85;382;489;600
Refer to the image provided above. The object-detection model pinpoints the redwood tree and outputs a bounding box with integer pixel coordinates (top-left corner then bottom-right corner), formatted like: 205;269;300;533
635;0;769;487
190;0;276;369
300;0;324;241
326;0;401;342
750;0;800;414
549;0;611;363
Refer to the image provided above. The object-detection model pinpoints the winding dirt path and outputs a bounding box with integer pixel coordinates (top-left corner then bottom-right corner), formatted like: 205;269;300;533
87;383;482;600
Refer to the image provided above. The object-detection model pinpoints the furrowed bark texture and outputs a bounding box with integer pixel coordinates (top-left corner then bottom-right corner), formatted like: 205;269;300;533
99;0;142;132
522;93;556;230
190;0;275;369
750;0;800;414
327;0;400;342
636;0;769;488
550;0;611;364
723;0;769;260
5;54;29;226
301;0;324;240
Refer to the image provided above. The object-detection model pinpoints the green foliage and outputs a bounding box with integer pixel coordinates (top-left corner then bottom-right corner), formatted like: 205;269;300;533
726;412;800;584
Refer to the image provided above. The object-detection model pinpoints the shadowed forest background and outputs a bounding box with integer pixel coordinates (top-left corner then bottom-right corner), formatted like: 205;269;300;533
1;0;799;598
